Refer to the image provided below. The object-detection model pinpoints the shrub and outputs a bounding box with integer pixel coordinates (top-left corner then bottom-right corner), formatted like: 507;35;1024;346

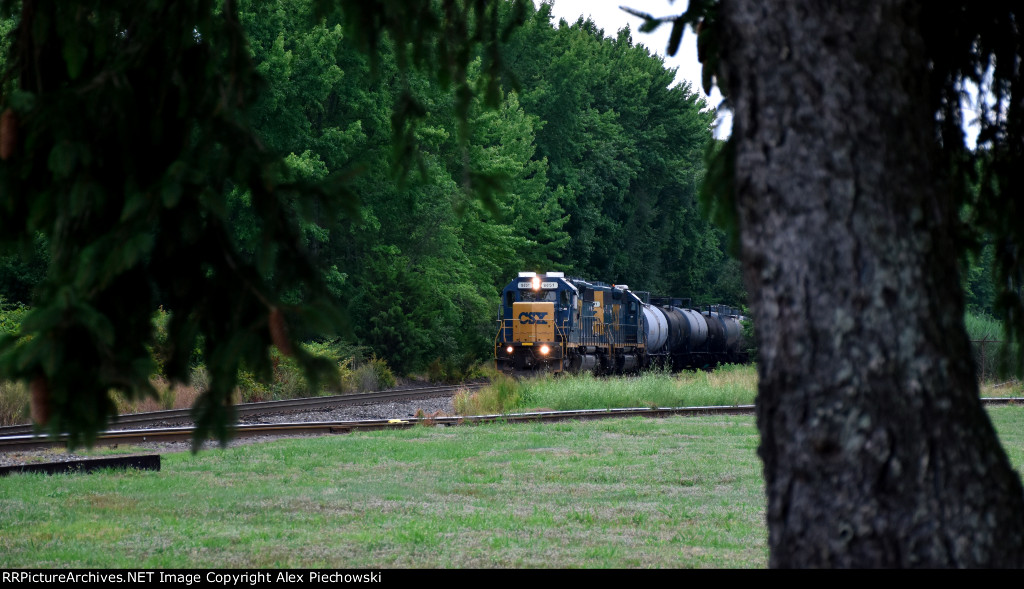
354;362;378;392
269;348;309;399
427;354;493;383
349;355;396;392
334;357;357;393
0;379;29;426
148;307;204;376
0;296;30;338
235;370;272;404
1;299;32;425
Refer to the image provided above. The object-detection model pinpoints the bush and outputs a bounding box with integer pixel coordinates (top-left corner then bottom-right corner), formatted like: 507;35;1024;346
268;348;310;399
0;380;29;426
349;355;396;392
0;296;29;337
427;354;494;383
150;307;205;370
235;370;272;404
232;344;396;398
1;298;32;425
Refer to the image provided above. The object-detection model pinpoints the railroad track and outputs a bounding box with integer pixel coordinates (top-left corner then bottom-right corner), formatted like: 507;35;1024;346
0;404;756;451
0;382;483;437
2;397;1020;453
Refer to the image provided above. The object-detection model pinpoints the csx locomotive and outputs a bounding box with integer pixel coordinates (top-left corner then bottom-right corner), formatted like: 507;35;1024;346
494;272;748;375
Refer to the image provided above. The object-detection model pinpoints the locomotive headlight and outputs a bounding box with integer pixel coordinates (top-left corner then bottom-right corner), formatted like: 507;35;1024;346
506;346;514;354
532;276;540;290
540;345;550;355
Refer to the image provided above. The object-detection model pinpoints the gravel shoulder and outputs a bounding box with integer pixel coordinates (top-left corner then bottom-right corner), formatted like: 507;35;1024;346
0;395;456;468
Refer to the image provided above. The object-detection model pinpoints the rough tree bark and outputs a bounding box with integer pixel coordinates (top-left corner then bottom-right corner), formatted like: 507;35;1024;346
718;0;1024;566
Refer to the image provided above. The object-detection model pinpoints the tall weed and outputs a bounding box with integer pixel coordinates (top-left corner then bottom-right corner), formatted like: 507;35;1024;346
0;380;29;426
965;312;1021;382
454;374;521;415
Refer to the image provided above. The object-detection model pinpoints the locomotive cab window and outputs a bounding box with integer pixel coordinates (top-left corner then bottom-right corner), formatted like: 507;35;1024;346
521;290;557;302
506;291;515;307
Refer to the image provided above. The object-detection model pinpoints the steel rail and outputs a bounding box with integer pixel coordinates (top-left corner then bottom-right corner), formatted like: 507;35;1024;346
2;397;1021;453
4;398;1020;452
979;397;1024;405
0;382;483;437
0;404;755;451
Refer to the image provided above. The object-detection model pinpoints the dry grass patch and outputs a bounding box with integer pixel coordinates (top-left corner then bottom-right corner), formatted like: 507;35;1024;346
0;379;29;425
981;380;1023;398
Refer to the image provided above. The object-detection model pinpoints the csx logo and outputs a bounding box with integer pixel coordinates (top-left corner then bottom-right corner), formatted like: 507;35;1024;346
518;312;548;325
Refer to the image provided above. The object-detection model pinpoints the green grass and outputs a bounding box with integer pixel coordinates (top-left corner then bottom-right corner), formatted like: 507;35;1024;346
993;405;1024;473
458;363;1022;416
965;312;1022;383
0;414;768;568
2;406;1023;568
457;364;759;415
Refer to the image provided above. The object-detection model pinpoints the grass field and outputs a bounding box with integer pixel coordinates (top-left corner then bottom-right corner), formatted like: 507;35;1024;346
0;414;766;568
455;365;759;416
454;364;1023;416
2;405;1023;568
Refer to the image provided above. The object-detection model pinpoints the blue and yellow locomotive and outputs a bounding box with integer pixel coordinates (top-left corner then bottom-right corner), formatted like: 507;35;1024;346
494;271;748;375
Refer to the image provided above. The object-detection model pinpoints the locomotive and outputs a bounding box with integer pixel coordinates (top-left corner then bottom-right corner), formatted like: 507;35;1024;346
494;272;749;375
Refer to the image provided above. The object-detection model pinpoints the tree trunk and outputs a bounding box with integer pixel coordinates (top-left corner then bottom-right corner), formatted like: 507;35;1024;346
719;0;1024;566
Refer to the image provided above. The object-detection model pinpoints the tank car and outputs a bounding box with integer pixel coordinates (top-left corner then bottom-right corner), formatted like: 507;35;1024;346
494;272;749;375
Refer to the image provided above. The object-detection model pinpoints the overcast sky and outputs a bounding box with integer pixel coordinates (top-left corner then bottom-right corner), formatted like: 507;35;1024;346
539;0;988;147
538;0;732;138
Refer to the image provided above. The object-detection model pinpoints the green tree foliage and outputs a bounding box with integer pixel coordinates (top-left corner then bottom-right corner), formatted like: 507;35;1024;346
0;0;342;446
0;232;47;305
0;295;28;336
231;0;736;373
0;0;739;444
963;243;997;317
502;5;734;301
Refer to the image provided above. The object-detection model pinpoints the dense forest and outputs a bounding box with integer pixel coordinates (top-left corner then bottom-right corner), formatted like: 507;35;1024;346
0;0;741;374
0;0;1003;377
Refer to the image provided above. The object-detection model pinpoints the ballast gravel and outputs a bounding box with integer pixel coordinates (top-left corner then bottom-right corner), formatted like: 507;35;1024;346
0;394;456;469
